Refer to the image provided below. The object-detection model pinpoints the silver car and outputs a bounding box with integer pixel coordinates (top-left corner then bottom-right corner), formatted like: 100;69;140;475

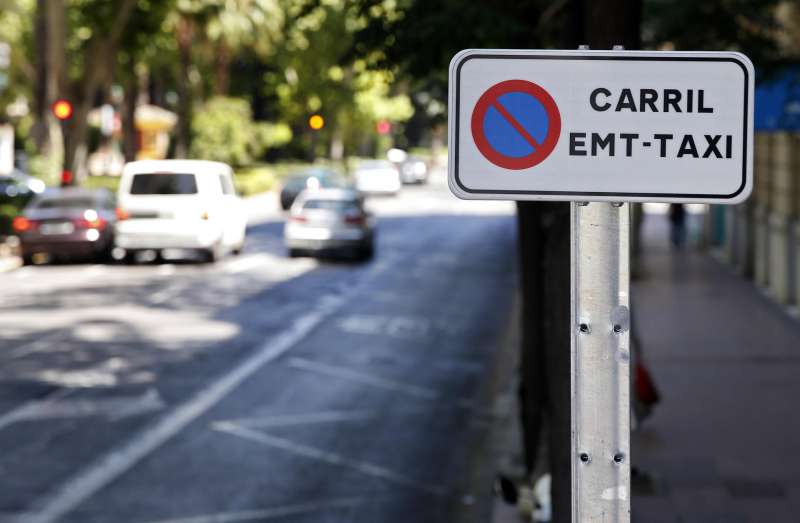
284;188;375;259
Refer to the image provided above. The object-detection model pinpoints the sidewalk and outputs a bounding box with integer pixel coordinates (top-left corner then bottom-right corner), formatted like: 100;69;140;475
631;212;800;523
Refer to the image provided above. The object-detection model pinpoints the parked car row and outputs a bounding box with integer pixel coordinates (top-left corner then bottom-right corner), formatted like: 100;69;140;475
13;160;247;265
12;154;425;266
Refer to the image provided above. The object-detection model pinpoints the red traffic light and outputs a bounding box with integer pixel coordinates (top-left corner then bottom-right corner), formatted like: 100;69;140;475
52;99;73;121
376;120;391;135
60;170;73;186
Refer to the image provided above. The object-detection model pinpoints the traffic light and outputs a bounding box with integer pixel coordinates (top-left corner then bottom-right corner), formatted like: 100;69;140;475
60;169;73;187
308;114;324;131
376;120;391;135
52;99;73;121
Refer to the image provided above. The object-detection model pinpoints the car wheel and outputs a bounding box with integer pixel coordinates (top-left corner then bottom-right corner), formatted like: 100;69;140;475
357;243;374;261
201;242;222;263
97;243;114;263
21;253;34;266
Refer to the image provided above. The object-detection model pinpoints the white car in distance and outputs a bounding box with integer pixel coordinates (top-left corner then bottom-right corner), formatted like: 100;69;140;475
115;160;247;263
353;160;401;196
284;188;374;260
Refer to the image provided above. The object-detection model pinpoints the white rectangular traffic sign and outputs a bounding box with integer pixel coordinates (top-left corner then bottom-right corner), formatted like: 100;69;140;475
448;49;754;203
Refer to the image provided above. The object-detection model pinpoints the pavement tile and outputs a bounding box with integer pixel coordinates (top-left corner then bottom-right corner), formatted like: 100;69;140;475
632;213;800;523
631;497;679;523
728;498;797;523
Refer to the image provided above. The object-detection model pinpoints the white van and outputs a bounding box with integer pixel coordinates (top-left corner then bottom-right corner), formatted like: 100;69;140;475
115;160;247;262
353;160;401;195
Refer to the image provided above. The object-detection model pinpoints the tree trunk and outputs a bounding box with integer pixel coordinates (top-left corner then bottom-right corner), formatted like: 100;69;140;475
516;2;640;521
586;0;641;49
175;15;193;158
31;0;65;181
214;41;231;96
62;0;139;180
122;76;139;162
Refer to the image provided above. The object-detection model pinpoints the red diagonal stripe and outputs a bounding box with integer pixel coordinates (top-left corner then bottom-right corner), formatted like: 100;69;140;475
491;101;541;149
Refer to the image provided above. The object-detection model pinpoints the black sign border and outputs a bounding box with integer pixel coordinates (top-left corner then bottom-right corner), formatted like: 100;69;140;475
453;54;750;200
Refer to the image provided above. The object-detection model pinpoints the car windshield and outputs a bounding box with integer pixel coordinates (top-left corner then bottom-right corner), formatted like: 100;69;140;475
302;199;359;212
33;197;95;209
130;173;198;195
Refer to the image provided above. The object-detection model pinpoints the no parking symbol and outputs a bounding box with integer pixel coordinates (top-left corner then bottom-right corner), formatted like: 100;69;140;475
470;79;561;170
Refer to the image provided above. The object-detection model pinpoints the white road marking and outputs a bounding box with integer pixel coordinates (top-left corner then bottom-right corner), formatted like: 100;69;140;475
141;499;362;523
83;264;106;277
224;254;268;274
0;389;164;430
157;264;176;276
0;389;73;432
12;294;347;523
12;266;34;279
214;422;445;496
337;313;463;340
9;331;65;358
287;357;438;400
214;410;374;429
150;286;184;305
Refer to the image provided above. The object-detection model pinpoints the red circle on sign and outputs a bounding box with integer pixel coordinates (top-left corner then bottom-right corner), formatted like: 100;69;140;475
471;79;561;170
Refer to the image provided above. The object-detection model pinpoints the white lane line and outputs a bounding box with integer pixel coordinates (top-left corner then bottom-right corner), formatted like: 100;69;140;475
157;264;176;276
215;410;374;429
0;389;165;430
140;498;362;523
150;286;183;305
224;254;268;274
82;264;106;277
287;357;438;400
12;294;347;523
140;499;362;523
214;422;446;496
12;267;34;279
0;388;73;432
9;331;65;358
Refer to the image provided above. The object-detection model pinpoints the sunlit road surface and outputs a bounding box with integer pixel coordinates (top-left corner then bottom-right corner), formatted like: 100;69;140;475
0;168;517;523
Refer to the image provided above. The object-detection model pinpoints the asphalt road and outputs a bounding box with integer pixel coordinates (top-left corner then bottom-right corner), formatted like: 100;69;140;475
0;171;517;523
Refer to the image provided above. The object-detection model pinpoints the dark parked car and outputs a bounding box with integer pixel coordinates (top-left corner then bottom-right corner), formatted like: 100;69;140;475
13;188;117;264
279;168;341;210
0;169;46;236
0;169;46;200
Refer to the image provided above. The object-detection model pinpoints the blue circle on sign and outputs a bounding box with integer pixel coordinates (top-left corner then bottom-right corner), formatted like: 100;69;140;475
471;80;561;170
483;93;550;158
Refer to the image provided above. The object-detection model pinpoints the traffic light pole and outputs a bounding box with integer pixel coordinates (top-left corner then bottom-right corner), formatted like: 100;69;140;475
570;199;631;523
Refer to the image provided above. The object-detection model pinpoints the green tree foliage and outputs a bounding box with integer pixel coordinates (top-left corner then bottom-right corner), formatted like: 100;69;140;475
352;0;567;92
643;0;784;67
190;96;290;166
263;0;414;156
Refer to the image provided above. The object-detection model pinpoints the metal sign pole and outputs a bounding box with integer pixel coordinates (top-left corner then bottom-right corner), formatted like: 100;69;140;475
570;200;631;522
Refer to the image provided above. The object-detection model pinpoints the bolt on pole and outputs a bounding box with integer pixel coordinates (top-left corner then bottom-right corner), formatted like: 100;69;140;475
570;200;631;522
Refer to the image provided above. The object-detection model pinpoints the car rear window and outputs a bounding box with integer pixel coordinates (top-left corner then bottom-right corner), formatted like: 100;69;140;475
302;199;359;211
130;173;198;195
34;197;95;209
